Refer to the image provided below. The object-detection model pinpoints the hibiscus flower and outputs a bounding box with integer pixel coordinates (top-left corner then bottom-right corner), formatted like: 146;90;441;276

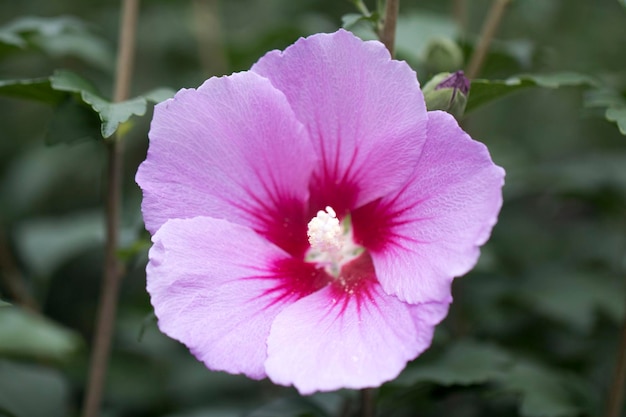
136;29;504;394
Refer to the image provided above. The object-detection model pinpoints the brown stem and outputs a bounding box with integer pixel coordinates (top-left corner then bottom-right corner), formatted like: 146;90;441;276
465;0;511;79
359;388;375;417
452;0;467;33
0;227;38;311
379;0;399;56
80;1;139;416
192;0;228;76
605;303;626;417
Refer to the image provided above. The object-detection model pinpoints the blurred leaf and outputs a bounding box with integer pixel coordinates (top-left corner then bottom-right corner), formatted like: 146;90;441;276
143;87;175;104
467;72;598;113
49;69;100;95
584;88;625;108
15;212;104;277
118;237;151;263
0;141;104;221
342;13;366;28
533;152;626;195
0;300;10;307
44;98;100;145
517;269;625;332
164;409;243;417
0;16;86;48
497;362;591;417
0;70;174;139
395;340;511;386
341;13;378;30
247;396;331;417
0;70;98;105
0;77;63;103
395;12;458;60
0;360;70;417
15;211;139;277
583;88;626;135
342;14;377;41
605;106;626;135
0;306;82;361
0;16;113;69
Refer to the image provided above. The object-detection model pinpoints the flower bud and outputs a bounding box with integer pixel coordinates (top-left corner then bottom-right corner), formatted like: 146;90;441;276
423;37;464;74
422;71;470;120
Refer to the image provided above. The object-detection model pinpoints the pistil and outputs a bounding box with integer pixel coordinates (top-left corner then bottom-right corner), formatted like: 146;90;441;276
305;206;364;277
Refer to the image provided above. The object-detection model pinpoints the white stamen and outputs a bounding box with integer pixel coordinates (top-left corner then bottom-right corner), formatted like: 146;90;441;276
305;206;365;278
307;206;342;253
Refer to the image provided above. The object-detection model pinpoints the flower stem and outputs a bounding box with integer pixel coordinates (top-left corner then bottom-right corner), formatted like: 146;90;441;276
80;1;139;417
359;388;375;417
352;0;371;17
465;0;511;79
605;309;626;417
452;0;467;33
192;0;228;76
379;0;399;56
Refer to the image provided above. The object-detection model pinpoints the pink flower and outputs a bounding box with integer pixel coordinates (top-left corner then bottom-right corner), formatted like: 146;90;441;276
136;29;504;394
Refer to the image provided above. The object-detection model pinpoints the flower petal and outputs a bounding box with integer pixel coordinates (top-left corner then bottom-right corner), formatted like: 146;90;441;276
147;216;296;379
252;30;428;212
265;282;449;394
136;71;316;255
354;110;505;304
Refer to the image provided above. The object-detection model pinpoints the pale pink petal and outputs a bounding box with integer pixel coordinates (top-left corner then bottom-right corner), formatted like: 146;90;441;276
147;216;297;379
252;30;428;211
136;71;316;250
265;282;449;394
354;111;505;304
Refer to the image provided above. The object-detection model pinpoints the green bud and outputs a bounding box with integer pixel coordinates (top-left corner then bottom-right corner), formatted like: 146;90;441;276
422;71;470;120
423;37;464;74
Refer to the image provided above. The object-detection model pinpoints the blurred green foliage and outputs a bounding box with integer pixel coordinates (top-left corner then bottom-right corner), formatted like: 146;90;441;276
0;0;625;416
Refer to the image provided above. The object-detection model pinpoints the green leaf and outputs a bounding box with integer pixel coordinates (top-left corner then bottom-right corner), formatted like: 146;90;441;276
0;16;114;69
0;77;63;104
466;72;598;113
0;306;82;361
246;397;331;417
0;360;70;417
0;70;174;139
517;269;625;332
497;362;591;417
163;409;243;417
583;88;626;135
0;300;10;307
394;340;594;416
143;87;175;104
394;340;511;386
395;12;458;60
342;14;377;41
342;13;365;28
49;69;99;95
606;106;626;135
0;70;98;105
83;93;148;137
341;13;379;29
44;98;101;145
14;212;104;277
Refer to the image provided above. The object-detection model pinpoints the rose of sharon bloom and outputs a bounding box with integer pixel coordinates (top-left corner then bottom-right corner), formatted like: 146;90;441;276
136;29;504;394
